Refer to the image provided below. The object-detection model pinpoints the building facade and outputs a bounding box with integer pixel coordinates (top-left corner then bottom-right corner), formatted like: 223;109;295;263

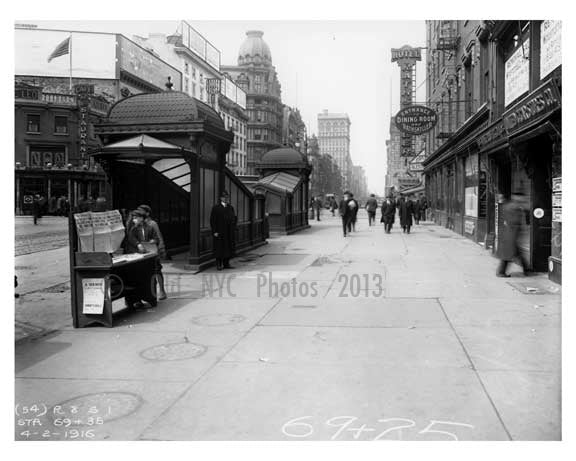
423;20;562;283
222;31;284;175
317;110;352;189
218;79;249;176
131;21;220;107
15;82;110;215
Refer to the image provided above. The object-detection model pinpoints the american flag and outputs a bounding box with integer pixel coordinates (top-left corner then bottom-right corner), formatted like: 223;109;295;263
47;36;70;63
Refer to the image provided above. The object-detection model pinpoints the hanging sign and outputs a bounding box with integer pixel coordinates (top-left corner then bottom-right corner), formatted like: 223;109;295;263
395;105;438;135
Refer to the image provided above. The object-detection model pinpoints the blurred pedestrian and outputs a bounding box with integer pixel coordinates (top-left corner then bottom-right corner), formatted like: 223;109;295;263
365;194;378;226
380;195;396;233
330;197;337;216
210;190;237;270
314;196;323;221
496;192;530;277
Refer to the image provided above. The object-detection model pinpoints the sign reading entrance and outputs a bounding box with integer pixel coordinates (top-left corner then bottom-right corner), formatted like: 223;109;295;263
395;105;438;135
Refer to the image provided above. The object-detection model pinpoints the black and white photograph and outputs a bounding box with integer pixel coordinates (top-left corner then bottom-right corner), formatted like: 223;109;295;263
7;1;572;457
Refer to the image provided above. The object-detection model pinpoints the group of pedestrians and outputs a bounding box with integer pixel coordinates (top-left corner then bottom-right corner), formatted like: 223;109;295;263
380;193;427;234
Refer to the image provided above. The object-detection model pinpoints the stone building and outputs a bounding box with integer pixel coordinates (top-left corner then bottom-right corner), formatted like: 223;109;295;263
222;31;284;175
317;110;352;189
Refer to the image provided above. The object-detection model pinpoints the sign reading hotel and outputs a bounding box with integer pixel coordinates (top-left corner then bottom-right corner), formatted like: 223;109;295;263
391;47;422;62
541;20;561;79
505;38;530;106
395;105;438;135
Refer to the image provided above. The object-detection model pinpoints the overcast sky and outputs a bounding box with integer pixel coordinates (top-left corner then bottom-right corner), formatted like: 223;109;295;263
32;20;427;194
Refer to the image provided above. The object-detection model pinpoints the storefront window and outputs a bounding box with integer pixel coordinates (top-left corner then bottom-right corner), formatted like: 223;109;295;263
27;114;40;133
465;153;479;217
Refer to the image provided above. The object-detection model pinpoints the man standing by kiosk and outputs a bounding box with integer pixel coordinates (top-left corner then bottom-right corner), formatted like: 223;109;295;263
210;190;237;271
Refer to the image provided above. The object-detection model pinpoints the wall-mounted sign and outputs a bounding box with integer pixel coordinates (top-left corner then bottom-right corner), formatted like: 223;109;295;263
179;21;221;71
82;278;105;314
29;147;66;167
552;207;562;222
464;219;475;235
533;208;545;219
541;20;562;79
118;36;182;91
476;119;507;151
206;78;221;94
505;38;530;106
552;177;561;193
394;105;438;135
503;79;561;136
552;193;562;208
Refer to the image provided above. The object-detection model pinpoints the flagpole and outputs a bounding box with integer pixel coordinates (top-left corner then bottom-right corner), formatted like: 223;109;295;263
69;33;72;92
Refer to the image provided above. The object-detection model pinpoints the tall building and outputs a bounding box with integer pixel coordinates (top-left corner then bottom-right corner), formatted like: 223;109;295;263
422;20;562;282
222;31;283;175
317;110;352;189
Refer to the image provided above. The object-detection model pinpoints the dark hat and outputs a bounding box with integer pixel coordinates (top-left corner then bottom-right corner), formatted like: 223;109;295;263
132;208;147;218
343;190;352;196
138;204;152;214
220;190;230;198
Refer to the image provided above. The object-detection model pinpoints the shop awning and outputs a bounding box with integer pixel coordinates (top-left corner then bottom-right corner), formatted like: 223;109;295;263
89;134;191;159
253;171;301;194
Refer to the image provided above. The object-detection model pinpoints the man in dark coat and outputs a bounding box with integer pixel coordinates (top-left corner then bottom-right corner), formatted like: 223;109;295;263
365;194;378;226
399;195;415;234
418;194;428;222
32;194;42;225
210;190;237;270
338;191;354;237
349;193;359;232
496;193;530;277
380;195;396;233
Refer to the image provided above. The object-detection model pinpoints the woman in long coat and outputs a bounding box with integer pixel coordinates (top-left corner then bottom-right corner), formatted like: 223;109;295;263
380;196;396;233
210;191;237;270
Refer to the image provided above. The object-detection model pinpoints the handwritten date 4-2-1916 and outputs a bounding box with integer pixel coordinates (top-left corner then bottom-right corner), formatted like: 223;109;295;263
281;416;475;441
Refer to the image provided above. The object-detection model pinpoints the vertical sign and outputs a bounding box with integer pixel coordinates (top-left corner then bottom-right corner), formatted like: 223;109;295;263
540;20;561;79
76;87;90;160
505;39;530;106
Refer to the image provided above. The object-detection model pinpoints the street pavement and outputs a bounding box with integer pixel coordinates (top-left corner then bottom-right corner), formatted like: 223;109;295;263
14;210;561;441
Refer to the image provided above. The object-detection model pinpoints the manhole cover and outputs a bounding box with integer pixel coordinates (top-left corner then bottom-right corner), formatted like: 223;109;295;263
190;313;246;326
49;392;143;424
140;342;207;361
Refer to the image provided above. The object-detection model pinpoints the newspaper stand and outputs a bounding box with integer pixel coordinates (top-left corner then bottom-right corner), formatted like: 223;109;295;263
69;211;158;328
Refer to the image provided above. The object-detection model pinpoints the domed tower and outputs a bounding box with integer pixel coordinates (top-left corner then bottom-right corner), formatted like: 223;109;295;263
221;30;284;176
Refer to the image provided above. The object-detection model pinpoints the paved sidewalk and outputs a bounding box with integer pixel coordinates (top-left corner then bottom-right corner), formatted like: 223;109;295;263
14;210;561;441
